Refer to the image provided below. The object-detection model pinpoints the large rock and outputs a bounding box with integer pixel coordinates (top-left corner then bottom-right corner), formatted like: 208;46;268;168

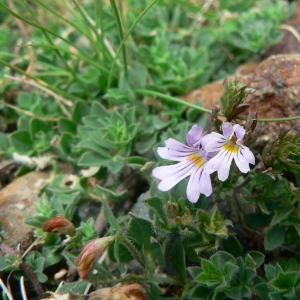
0;172;50;254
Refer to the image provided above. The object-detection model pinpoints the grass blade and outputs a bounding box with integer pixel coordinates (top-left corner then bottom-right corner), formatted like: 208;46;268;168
22;0;92;97
110;0;128;79
107;0;160;88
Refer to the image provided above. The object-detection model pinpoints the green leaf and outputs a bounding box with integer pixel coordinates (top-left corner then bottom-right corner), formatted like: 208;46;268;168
61;132;74;155
0;256;19;271
59;118;77;134
72;101;90;123
221;235;243;257
0;132;11;153
270;206;293;226
151;242;165;268
127;61;148;89
271;272;297;290
77;152;108;166
246;251;265;269
245;211;272;228
188;266;202;279
265;226;285;251
224;286;241;300
144;197;168;225
10;130;33;154
100;200;120;232
30;119;52;137
136;133;158;154
108;235;134;263
93;185;127;202
106;156;124;174
171;238;186;281
127;217;153;249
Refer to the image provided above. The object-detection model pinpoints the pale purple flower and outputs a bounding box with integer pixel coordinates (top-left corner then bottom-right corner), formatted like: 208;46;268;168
152;125;212;203
203;122;255;181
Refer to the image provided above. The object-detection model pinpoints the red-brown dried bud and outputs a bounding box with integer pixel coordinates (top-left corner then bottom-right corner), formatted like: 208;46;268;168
42;215;76;237
75;236;115;280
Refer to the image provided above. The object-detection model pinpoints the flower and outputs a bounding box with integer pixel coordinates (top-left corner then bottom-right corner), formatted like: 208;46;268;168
75;236;115;280
203;122;255;181
42;215;76;236
152;125;212;203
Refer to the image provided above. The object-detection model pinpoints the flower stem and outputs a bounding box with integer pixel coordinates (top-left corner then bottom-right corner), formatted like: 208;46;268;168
121;236;145;267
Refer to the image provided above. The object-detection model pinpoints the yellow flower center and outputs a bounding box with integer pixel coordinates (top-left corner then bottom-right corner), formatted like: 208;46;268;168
188;153;205;167
223;135;239;153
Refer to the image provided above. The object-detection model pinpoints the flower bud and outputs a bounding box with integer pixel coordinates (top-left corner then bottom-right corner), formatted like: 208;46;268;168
42;215;76;236
75;236;115;280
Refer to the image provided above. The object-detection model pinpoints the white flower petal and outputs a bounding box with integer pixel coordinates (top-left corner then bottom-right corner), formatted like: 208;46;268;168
240;145;255;164
199;171;213;197
186;125;203;148
234;150;250;173
217;150;234;181
186;167;202;203
164;138;192;152
157;163;194;191
157;147;195;161
152;159;192;180
222;122;234;139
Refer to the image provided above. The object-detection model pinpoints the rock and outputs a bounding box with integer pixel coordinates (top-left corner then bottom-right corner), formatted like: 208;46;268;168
0;171;50;254
182;0;300;137
89;283;148;300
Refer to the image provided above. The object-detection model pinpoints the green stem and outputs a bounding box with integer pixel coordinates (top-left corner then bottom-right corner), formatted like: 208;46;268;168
22;0;91;97
34;0;94;42
72;1;101;55
92;273;184;286
135;88;212;113
135;89;300;122
107;0;160;88
94;0;106;63
110;0;128;79
121;235;145;267
0;58;81;101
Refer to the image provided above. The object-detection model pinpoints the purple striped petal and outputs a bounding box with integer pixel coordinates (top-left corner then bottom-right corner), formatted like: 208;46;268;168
164;138;192;151
222;122;234;139
186;125;203;148
234;125;246;144
152;159;192;180
157;147;195;161
217;150;234;181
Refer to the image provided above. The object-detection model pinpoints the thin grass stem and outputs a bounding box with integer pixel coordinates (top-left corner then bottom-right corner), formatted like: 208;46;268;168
72;0;102;62
25;43;110;75
34;0;94;43
135;89;300;122
135;88;212;113
0;3;87;56
0;58;81;101
22;0;91;97
107;0;160;88
110;0;128;78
